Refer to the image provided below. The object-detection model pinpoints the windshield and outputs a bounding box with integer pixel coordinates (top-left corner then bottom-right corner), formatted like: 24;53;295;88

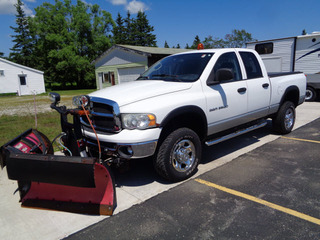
137;52;214;82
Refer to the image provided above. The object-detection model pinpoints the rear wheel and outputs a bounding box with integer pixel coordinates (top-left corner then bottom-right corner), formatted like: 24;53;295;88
273;101;296;134
154;128;201;182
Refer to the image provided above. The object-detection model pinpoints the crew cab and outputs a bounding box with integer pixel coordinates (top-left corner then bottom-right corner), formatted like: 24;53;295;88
77;48;306;182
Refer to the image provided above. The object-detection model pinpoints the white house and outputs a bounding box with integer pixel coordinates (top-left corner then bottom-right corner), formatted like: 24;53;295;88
0;58;45;96
93;45;190;89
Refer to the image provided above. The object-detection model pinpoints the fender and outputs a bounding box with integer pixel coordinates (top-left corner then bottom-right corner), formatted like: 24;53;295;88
279;85;300;107
160;105;208;140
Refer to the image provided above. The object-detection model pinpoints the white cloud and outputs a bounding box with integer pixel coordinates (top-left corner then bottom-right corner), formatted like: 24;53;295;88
126;0;148;14
108;0;149;14
109;0;127;5
0;0;33;16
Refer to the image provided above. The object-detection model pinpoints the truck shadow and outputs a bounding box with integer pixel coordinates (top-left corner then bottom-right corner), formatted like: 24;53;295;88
114;120;275;187
201;120;274;164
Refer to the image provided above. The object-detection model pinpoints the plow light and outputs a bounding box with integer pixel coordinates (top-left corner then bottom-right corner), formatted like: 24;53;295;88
73;95;90;107
49;92;61;105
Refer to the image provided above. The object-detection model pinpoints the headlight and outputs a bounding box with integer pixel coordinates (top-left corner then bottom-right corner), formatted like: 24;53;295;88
122;113;156;130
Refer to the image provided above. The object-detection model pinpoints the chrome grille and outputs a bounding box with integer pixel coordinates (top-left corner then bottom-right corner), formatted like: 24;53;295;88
80;97;121;133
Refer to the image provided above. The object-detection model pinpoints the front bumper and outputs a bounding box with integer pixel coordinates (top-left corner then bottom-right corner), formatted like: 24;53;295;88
86;137;158;159
83;128;161;159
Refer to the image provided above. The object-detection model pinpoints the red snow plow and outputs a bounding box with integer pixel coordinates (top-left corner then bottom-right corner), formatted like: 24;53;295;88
0;93;116;215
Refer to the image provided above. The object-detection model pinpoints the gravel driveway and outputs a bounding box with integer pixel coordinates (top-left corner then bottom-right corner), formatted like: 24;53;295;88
0;95;72;117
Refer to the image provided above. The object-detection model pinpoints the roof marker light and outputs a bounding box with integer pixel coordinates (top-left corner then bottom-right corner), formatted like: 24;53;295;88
197;43;204;50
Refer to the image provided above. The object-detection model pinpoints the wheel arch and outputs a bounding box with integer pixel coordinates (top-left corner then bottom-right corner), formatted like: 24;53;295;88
280;86;300;107
159;105;207;142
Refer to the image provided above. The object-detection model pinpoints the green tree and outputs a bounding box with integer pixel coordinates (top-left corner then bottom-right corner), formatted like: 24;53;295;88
192;29;255;49
9;0;33;67
190;35;201;49
224;29;255;48
113;13;126;44
113;11;156;47
123;11;133;45
302;29;307;35
203;35;226;48
131;11;156;46
28;0;114;89
164;41;169;48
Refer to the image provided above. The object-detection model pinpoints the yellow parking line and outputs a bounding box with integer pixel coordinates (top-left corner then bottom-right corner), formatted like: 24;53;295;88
195;178;320;226
281;136;320;144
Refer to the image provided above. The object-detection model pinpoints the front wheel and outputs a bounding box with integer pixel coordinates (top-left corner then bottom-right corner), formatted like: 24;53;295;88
154;128;201;182
272;101;296;134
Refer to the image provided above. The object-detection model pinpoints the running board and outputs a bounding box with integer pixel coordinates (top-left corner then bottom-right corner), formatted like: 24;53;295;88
205;120;268;146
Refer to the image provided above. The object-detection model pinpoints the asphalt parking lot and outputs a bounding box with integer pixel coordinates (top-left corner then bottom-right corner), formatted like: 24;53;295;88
1;102;319;240
65;118;320;240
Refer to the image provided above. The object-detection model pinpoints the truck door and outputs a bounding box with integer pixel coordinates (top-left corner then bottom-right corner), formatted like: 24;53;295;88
239;51;271;118
203;52;248;135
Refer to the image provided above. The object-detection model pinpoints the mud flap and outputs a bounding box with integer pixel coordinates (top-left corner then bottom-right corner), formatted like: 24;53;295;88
0;129;116;216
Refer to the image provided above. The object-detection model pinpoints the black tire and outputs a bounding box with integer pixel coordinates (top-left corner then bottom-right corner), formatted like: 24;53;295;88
305;87;316;102
154;128;201;182
273;101;296;134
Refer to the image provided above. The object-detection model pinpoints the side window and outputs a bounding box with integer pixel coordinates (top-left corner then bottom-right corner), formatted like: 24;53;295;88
239;52;263;79
255;43;273;54
213;52;242;81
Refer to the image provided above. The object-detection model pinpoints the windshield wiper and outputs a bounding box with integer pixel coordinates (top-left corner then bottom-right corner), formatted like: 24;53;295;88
137;76;149;80
151;74;182;82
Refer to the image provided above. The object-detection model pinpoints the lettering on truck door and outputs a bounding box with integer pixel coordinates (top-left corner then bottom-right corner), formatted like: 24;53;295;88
203;52;248;135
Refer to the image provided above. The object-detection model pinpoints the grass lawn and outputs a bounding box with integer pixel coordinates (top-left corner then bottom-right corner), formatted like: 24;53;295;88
0;89;96;148
0;112;61;147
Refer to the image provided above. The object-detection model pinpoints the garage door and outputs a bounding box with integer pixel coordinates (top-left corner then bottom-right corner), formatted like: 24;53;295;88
118;67;146;84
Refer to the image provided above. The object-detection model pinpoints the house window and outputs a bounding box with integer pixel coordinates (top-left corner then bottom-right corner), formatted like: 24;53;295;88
0;70;4;76
255;42;273;54
19;75;26;85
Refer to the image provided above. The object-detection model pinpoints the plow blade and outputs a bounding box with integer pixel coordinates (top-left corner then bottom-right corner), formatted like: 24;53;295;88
20;162;116;216
0;130;116;216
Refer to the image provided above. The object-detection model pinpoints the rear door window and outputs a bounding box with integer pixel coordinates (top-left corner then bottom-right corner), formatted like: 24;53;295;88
239;52;263;79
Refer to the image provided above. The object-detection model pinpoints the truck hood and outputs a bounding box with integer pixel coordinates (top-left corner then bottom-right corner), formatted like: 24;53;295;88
89;80;193;107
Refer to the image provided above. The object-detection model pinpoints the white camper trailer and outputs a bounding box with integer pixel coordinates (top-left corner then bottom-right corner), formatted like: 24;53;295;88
247;32;320;101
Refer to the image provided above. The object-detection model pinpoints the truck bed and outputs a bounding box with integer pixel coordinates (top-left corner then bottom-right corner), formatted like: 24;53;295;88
268;72;303;78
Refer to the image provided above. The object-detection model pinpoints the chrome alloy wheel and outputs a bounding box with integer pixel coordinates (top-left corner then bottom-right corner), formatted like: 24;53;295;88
284;107;294;130
305;88;313;101
171;139;196;172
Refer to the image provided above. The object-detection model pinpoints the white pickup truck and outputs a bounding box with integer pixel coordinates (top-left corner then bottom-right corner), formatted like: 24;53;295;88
78;48;306;182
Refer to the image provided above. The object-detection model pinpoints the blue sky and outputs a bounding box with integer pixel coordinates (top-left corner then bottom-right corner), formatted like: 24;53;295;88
0;0;319;56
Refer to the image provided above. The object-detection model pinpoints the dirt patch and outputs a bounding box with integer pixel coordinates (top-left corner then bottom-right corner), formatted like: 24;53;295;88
0;95;73;117
0;103;52;116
